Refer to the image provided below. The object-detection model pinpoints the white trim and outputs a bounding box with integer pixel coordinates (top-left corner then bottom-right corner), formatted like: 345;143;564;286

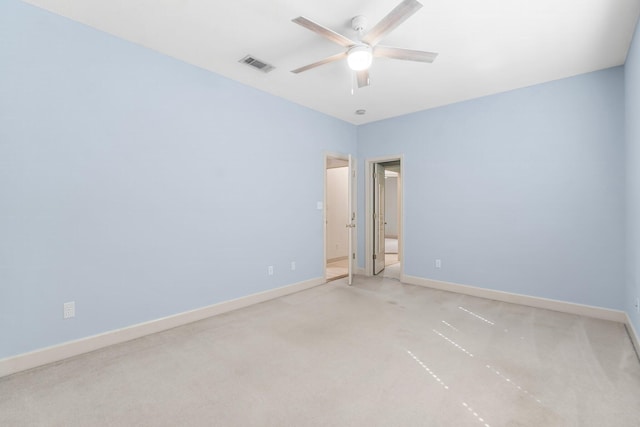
0;277;324;378
401;274;627;323
624;313;640;358
364;155;404;277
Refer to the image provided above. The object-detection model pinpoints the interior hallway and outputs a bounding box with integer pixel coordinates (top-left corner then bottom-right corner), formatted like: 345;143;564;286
383;237;400;280
2;276;639;426
326;258;349;281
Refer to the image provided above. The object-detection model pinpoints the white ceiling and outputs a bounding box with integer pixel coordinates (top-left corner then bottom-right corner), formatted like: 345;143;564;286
23;0;640;125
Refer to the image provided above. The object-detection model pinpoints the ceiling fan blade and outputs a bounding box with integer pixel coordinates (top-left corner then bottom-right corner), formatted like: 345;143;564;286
361;0;423;46
292;16;356;48
374;45;438;62
291;52;347;74
356;70;370;88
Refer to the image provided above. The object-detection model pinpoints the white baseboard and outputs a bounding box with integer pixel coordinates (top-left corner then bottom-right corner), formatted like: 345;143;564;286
0;277;325;378
624;313;640;358
401;274;627;323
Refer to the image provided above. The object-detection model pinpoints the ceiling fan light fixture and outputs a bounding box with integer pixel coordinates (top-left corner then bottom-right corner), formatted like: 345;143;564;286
347;45;373;71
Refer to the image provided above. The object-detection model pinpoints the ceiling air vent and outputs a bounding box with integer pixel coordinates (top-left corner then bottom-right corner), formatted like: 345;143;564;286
239;55;275;73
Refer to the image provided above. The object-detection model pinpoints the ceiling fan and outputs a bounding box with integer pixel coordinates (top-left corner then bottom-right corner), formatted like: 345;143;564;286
290;0;438;89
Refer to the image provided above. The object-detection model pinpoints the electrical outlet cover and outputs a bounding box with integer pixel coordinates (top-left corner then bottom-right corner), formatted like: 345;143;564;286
63;301;75;319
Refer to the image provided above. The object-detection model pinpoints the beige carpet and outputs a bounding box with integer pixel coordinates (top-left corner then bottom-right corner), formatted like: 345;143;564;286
2;276;640;426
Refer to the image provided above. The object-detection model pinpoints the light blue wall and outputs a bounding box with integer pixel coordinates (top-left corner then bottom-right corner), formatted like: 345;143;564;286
358;68;626;310
1;0;635;362
0;1;356;359
626;20;640;334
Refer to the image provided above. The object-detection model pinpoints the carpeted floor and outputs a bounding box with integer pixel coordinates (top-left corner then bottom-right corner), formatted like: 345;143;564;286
2;276;640;426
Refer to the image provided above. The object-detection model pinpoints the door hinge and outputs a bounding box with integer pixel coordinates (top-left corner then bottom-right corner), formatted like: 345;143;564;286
373;254;377;260
352;253;356;259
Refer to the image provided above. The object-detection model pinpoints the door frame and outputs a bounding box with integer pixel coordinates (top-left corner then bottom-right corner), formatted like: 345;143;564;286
324;152;357;284
365;155;403;277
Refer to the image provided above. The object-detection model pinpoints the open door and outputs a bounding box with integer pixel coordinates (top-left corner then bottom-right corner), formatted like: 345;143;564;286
366;157;402;278
325;153;356;284
373;163;386;275
347;154;355;285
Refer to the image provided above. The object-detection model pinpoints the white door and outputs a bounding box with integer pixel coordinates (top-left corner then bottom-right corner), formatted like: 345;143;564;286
347;155;355;285
324;153;355;283
373;163;386;275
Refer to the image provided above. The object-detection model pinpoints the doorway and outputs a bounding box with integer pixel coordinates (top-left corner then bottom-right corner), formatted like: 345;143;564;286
324;154;356;283
366;157;402;279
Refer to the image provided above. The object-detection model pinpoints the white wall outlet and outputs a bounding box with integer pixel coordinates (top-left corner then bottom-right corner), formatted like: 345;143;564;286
291;261;296;271
435;259;442;269
268;266;274;276
63;301;75;319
